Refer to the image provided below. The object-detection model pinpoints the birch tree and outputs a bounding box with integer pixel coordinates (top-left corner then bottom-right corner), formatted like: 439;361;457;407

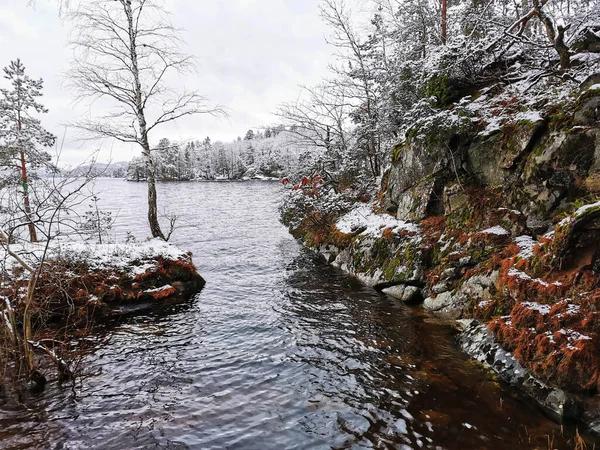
67;0;225;240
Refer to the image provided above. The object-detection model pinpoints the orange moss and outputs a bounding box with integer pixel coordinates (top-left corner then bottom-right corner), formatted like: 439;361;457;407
382;227;394;241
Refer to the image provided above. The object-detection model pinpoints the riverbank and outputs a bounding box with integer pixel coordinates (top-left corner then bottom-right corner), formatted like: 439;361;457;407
281;83;600;434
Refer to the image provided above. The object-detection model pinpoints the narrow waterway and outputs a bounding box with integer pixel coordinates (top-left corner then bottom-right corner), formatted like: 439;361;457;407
0;179;586;449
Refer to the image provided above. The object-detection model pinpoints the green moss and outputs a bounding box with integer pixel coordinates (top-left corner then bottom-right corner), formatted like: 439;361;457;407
420;74;455;107
391;144;405;165
578;88;600;105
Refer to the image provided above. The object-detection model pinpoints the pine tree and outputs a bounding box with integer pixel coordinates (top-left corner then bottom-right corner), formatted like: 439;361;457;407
0;59;56;242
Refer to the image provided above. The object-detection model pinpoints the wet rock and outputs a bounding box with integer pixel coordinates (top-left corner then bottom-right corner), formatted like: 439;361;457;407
319;244;340;264
424;272;497;319
382;285;422;303
459;321;583;422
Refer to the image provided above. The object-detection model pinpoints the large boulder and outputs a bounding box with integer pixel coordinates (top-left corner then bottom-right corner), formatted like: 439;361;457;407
385;136;469;221
468;119;546;187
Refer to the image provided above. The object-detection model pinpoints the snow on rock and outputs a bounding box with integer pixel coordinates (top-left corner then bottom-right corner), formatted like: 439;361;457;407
336;204;420;238
520;301;552;315
515;235;536;260
144;284;175;294
480;225;510;236
573;200;600;218
515;111;543;123
507;268;561;287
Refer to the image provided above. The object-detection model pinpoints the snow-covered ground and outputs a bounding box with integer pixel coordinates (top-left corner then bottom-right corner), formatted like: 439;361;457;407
1;238;190;278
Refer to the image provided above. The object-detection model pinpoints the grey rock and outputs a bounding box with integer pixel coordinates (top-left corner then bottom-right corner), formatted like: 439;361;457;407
432;282;449;294
382;285;422;303
459;321;582;421
574;96;600;126
423;292;465;319
468;120;545;186
425;272;498;319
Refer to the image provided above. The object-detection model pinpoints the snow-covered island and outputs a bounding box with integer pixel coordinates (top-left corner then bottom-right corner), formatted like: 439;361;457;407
0;238;205;390
1;238;205;321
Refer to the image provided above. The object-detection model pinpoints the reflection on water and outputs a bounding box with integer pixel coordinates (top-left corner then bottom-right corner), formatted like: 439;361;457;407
0;180;589;449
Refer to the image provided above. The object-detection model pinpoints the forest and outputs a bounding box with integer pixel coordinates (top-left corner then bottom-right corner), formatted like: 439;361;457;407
125;128;304;181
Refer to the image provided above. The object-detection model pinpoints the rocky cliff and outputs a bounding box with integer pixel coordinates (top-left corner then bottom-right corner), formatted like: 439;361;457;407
283;82;600;431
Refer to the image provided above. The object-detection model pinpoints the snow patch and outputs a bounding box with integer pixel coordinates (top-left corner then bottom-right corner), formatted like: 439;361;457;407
336;205;420;238
521;301;551;315
515;235;536;260
1;238;190;278
144;284;174;294
480;225;510;236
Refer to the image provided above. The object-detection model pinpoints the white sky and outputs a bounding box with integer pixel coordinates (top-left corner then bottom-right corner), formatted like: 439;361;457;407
0;0;335;165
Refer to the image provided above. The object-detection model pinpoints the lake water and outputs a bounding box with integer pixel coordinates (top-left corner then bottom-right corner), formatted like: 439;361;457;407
0;179;587;449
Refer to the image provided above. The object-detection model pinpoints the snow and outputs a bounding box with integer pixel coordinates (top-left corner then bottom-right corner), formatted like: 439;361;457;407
515;235;536;260
1;238;190;277
515;111;543;123
144;284;174;294
480;225;510;236
507;268;551;287
572;53;600;64
557;329;592;350
574;200;600;218
336;205;420;238
521;301;551;315
565;304;580;315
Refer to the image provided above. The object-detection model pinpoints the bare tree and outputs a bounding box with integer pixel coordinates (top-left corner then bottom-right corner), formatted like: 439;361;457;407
66;0;225;240
0;154;103;389
320;0;383;178
277;84;351;156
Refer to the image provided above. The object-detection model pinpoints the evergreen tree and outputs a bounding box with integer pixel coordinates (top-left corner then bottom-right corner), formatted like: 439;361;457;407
0;59;56;242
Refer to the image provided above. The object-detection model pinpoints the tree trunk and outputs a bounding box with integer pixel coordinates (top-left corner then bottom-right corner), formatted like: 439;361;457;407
18;112;37;243
142;144;165;240
441;0;448;44
122;0;165;240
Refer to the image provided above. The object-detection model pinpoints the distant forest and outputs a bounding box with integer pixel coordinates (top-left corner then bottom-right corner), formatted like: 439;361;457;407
125;127;306;181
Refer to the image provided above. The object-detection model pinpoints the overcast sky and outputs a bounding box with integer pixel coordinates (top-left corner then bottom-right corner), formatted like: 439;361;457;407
0;0;335;165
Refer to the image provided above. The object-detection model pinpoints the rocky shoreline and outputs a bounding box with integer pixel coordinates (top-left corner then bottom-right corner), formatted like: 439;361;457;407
283;84;600;434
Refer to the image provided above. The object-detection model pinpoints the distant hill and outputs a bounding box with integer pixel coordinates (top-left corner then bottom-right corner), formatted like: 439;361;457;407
66;161;129;178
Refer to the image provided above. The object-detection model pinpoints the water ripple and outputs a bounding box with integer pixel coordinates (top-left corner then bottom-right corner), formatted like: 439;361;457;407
0;180;582;449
